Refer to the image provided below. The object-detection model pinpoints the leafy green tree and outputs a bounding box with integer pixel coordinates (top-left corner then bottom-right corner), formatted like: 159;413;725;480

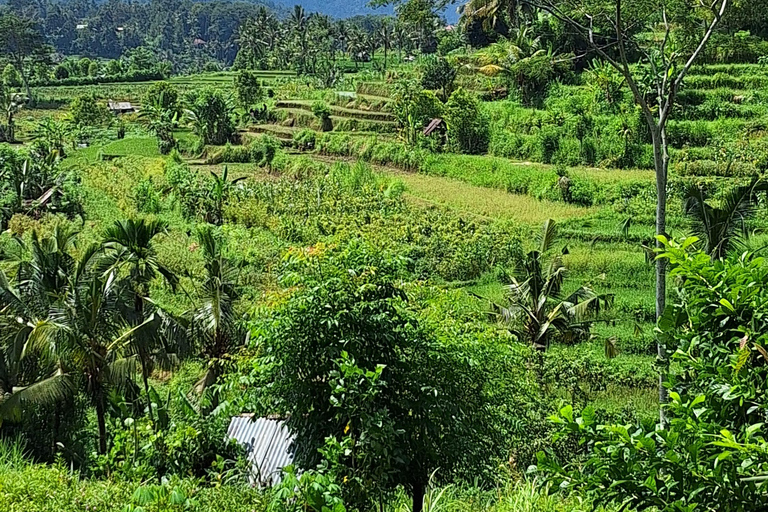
87;61;99;77
420;55;456;101
524;0;730;419
2;64;21;88
105;59;123;76
69;94;110;127
233;70;264;110
443;87;489;154
683;180;766;260
185;88;235;145
391;0;441;53
0;13;52;98
53;65;69;80
78;58;93;77
494;219;612;351
142;82;181;118
538;237;768;510
254;242;520;512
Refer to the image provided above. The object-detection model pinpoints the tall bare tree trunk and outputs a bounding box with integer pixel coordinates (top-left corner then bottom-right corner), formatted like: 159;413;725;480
651;125;669;426
95;392;108;454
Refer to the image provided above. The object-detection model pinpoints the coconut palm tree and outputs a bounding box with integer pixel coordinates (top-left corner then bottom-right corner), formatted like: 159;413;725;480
379;21;393;69
0;228;77;425
459;0;537;32
495;219;612;351
190;226;245;404
683;180;767;260
45;243;154;454
101;218;180;424
335;20;350;60
0;226;166;453
102;218;178;315
393;23;410;62
475;28;567;105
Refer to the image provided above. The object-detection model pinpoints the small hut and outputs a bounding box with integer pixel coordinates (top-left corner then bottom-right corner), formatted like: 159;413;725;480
108;100;136;114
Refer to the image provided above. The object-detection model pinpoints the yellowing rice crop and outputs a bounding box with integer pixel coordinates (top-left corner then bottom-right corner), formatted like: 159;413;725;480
398;172;596;224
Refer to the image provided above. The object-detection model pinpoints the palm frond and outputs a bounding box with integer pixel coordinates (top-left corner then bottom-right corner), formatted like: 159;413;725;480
539;218;557;253
0;371;74;423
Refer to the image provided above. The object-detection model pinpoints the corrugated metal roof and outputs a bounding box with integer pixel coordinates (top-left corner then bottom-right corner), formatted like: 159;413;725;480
108;101;135;112
227;415;297;487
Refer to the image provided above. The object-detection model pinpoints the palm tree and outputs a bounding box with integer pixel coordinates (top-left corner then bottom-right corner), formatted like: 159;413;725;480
495;219;612;351
101;218;180;424
290;5;308;73
379;21;393;70
335;21;350;60
0;229;77;425
102;218;178;315
393;24;410;62
45;243;151;454
190;226;244;404
459;0;537;32
475;28;565;105
683;180;767;260
0;227;165;453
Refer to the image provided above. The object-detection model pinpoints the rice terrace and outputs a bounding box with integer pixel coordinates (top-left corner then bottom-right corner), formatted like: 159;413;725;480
0;0;767;510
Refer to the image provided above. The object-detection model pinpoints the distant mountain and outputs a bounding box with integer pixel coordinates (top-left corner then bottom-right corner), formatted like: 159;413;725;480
271;0;459;23
273;0;393;18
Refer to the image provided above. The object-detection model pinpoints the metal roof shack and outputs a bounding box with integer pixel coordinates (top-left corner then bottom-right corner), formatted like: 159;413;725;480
108;101;136;114
226;415;297;487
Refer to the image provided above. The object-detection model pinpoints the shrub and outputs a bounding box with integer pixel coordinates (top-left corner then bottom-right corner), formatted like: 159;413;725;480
251;242;536;509
420;55;457;100
293;128;316;150
538;238;768;511
142;81;181;119
311;101;333;132
2;64;21;87
69;94;110;127
233;70;264;110
187;88;236;145
444;88;489;154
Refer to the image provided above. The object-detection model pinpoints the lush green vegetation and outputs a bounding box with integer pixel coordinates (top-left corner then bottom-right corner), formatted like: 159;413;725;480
2;0;768;510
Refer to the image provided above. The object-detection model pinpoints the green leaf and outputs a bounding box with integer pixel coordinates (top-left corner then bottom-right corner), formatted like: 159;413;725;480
720;298;735;312
643;474;657;492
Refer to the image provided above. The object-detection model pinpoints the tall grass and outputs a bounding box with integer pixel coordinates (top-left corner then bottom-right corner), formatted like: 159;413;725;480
0;438;29;471
388;480;617;512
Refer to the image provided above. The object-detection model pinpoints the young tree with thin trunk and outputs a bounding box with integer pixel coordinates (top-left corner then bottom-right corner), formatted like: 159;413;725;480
523;0;728;424
0;13;52;100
